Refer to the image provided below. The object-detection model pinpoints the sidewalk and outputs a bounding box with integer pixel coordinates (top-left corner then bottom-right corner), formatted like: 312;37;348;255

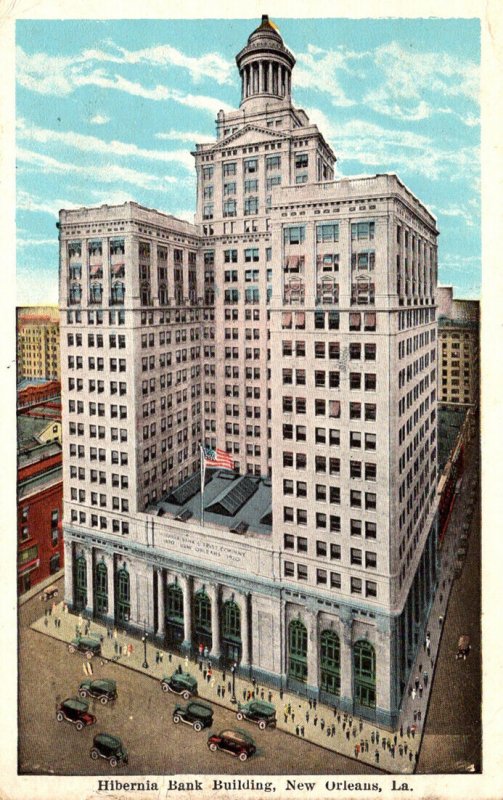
31;448;478;776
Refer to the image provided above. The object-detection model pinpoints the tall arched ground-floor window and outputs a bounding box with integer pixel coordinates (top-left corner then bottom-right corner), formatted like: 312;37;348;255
320;630;340;696
194;590;212;651
221;600;241;665
288;619;307;683
166;583;184;648
353;640;376;708
94;561;108;615
74;555;87;610
116;567;130;623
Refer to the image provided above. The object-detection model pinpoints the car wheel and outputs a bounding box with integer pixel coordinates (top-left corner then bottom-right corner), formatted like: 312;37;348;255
78;690;87;698
109;757;117;767
209;742;217;752
173;715;180;724
182;691;190;700
258;720;266;730
76;721;84;731
161;682;169;693
56;712;64;722
68;645;76;654
99;696;108;705
193;721;202;732
86;651;93;660
90;749;99;760
236;712;243;721
239;751;248;761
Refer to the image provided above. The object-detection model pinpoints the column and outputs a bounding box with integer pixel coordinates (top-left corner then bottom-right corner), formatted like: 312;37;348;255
84;548;94;616
280;65;285;96
63;539;74;609
181;574;192;651
209;583;221;659
157;568;165;637
106;552;115;623
339;618;353;712
268;61;273;93
240;592;250;668
306;609;319;694
258;61;263;93
246;65;251;97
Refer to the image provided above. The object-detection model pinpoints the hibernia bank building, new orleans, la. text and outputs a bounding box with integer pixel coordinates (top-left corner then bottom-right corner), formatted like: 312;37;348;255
59;16;439;729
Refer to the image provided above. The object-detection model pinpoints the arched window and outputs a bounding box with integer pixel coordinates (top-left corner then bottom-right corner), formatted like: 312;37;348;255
75;554;87;609
195;590;211;634
140;282;151;306
89;282;103;304
222;600;241;641
353;640;376;708
116;567;130;622
288;619;307;683
95;561;108;615
166;583;184;622
69;283;82;304
111;281;125;305
320;630;340;696
159;284;169;306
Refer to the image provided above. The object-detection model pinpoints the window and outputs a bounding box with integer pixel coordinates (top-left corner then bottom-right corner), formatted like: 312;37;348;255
316;223;339;242
244;158;258;174
365;374;377;391
295;153;308;169
351;221;375;240
284;226;305;245
351;577;362;594
351;548;362;566
330;572;341;589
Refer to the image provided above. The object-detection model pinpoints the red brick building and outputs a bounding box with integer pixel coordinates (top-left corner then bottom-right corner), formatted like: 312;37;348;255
17;386;63;595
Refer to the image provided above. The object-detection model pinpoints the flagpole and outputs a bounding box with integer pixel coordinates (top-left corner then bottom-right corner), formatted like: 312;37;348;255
200;444;205;528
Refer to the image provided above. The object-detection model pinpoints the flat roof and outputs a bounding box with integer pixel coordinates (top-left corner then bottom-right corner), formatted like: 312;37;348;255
152;470;273;536
438;406;467;472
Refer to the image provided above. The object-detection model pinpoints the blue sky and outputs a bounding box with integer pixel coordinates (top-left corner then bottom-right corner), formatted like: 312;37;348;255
16;17;480;304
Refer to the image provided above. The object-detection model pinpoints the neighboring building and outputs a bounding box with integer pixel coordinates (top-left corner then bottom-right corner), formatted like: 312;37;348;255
17;394;64;594
17;306;60;381
59;16;439;728
437;286;479;408
436;406;472;543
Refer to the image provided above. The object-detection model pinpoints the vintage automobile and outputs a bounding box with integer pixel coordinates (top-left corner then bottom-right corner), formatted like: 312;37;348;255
160;671;198;700
236;700;277;730
40;584;59;602
456;635;471;660
207;729;256;761
172;701;214;731
78;678;117;704
90;733;128;767
56;698;96;730
68;635;102;659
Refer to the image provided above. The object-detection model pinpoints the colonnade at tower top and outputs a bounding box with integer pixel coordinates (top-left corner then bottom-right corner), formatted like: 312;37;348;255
236;14;295;108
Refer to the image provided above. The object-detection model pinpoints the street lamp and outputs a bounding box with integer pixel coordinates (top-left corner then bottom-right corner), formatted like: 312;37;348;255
142;620;149;669
230;662;237;704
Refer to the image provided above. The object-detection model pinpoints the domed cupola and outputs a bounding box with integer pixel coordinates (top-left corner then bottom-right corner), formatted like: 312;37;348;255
236;15;295;108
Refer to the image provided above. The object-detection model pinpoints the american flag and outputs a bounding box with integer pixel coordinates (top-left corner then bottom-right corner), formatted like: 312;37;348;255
202;445;234;470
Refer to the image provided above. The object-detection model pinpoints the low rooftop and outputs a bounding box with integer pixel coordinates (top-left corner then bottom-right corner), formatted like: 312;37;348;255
151;470;273;536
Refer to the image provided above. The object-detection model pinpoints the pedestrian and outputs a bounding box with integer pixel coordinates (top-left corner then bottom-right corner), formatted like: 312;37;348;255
199;643;203;657
48;605;52;616
53;616;57;627
327;728;331;738
365;740;369;752
301;725;305;737
296;726;299;736
382;738;386;750
222;687;225;698
419;685;423;698
342;721;346;731
418;710;422;721
198;660;203;672
394;733;397;745
217;685;221;697
371;732;375;745
400;724;403;738
291;712;295;722
44;616;48;627
414;710;418;722
406;725;410;737
359;718;363;732
284;713;288;724
427;643;431;657
391;745;395;758
114;641;118;655
203;646;209;659
412;688;416;700
155;650;160;664
376;730;380;744
414;675;420;690
419;663;422;673
313;699;317;710
122;644;127;656
399;745;403;756
408;685;412;697
320;719;325;731
404;743;408;754
409;751;413;762
423;671;428;687
260;689;264;700
331;724;336;736
306;711;310;723
222;669;226;682
411;725;416;738
375;750;379;764
355;744;360;757
268;691;273;703
313;715;318;727
168;652;172;662
346;730;350;740
288;703;292;715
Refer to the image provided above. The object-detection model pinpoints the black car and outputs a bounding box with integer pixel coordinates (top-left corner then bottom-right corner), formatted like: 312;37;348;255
160;671;198;700
79;679;117;704
68;636;102;659
56;698;96;730
90;733;128;767
236;699;276;730
207;729;256;761
173;701;213;731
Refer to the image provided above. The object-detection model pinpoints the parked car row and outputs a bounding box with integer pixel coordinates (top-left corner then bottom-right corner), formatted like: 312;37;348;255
160;670;279;760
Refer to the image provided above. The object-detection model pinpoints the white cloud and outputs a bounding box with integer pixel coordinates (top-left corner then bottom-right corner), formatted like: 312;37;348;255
294;44;358;107
155;129;214;144
17;237;57;247
17;148;177;193
17;118;194;171
89;113;110;125
16;190;81;217
105;43;234;86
